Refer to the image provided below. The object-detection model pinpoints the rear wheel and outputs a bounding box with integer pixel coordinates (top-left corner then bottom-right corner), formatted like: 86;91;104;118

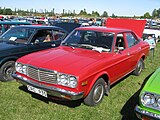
133;59;144;76
84;78;106;106
0;61;15;82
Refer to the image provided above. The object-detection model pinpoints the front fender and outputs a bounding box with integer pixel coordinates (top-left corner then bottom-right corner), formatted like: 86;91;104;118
84;71;110;97
0;56;18;67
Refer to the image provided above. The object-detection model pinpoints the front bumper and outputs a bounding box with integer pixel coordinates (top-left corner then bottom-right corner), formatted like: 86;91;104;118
135;105;160;120
12;73;84;100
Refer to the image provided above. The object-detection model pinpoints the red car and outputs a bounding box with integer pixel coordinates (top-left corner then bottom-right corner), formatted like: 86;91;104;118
13;19;149;106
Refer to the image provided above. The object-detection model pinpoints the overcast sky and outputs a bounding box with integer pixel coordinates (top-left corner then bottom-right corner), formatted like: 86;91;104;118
0;0;160;16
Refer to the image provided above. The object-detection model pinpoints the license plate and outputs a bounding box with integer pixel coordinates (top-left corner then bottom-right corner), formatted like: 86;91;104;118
27;85;48;98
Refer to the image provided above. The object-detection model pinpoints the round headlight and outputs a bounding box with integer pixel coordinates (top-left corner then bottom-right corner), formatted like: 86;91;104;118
69;76;77;88
58;74;68;84
141;93;155;106
157;98;160;107
22;65;27;74
15;62;27;74
15;63;22;73
57;73;78;88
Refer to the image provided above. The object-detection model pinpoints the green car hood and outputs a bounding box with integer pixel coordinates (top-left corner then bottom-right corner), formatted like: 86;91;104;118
142;68;160;94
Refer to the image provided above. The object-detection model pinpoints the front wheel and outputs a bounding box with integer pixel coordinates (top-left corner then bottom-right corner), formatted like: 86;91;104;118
84;78;105;106
0;61;15;82
133;59;144;76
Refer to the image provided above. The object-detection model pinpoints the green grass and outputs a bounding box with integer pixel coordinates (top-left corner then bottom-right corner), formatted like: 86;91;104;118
1;44;160;120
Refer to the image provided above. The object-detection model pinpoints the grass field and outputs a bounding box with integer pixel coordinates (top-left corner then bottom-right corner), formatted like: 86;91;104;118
1;43;160;120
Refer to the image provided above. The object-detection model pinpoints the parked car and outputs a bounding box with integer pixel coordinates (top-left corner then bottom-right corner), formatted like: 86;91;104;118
0;25;68;82
0;21;31;35
143;28;160;42
13;19;149;106
54;22;81;33
135;68;160;120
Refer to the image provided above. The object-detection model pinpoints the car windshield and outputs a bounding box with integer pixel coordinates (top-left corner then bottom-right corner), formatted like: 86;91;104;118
0;27;35;43
62;30;114;52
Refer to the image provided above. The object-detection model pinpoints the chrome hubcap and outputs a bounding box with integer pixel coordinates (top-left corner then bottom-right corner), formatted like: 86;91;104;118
5;67;14;80
137;61;142;74
93;84;104;103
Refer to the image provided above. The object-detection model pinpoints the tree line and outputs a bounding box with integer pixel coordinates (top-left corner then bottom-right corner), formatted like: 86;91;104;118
0;7;160;18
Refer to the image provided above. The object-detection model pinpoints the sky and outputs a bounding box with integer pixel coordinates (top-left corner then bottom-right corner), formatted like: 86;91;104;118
0;0;160;16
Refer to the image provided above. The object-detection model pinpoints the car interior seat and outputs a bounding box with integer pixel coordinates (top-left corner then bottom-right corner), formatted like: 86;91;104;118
116;37;125;49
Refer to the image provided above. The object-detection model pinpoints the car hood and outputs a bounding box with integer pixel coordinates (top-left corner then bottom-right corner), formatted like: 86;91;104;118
0;41;20;50
18;46;110;75
142;68;160;94
106;18;146;38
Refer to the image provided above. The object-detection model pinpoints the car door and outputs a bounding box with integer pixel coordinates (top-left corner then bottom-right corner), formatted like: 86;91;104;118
109;33;134;83
124;32;141;70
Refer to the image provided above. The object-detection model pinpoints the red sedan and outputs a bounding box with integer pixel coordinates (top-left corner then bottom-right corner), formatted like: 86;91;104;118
13;19;149;106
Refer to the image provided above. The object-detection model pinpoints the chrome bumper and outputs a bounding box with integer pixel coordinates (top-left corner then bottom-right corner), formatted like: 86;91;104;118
12;73;84;100
135;105;160;120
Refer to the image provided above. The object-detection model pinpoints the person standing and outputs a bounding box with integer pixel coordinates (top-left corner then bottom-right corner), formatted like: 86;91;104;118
144;35;156;57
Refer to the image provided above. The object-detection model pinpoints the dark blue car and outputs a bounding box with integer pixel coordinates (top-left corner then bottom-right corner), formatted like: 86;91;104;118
0;25;68;82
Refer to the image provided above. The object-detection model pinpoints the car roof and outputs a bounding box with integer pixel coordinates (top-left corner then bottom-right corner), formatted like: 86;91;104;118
12;25;68;33
76;26;132;34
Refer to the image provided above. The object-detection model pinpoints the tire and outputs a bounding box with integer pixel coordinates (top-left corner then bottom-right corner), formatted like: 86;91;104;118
84;78;105;106
0;61;15;82
133;59;144;76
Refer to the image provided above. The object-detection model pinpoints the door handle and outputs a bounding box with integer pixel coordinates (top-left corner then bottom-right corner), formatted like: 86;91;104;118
136;47;141;52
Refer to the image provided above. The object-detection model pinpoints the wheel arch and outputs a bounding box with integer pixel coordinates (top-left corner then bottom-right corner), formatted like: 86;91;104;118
85;71;110;97
0;56;18;67
141;54;146;61
138;54;146;69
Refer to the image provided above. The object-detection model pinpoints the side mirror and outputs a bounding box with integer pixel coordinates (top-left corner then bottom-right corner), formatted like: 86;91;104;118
118;47;124;51
114;47;124;54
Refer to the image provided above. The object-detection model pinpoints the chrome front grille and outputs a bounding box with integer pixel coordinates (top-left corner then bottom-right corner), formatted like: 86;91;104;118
27;66;57;84
27;66;39;80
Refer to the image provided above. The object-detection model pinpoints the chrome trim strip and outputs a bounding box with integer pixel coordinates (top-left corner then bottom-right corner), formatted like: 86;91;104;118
12;73;84;100
135;105;160;120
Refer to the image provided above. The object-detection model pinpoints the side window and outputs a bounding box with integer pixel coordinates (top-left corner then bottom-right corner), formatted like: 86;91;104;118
52;30;66;41
115;33;125;50
125;33;138;47
4;25;12;32
32;29;53;43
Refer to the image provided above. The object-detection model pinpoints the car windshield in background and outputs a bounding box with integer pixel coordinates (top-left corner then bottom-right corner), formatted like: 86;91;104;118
0;27;35;43
62;30;114;52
